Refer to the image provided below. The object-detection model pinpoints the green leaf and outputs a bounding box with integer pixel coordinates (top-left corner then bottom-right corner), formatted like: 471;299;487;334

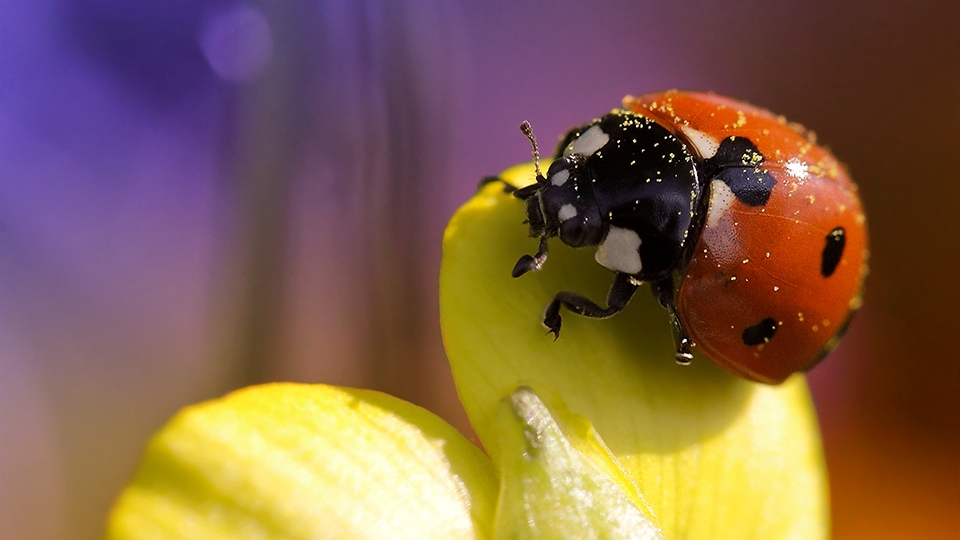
440;164;828;539
106;383;497;540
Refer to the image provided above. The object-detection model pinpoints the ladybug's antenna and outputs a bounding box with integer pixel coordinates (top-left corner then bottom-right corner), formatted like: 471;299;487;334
520;121;544;182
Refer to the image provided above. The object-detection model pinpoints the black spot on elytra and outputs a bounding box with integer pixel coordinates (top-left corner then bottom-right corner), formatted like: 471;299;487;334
742;317;778;346
704;137;777;207
821;227;845;277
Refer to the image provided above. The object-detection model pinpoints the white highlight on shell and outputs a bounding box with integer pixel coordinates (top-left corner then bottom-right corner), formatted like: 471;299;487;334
550;169;570;186
594;226;642;274
785;158;809;180
706;179;736;229
680;125;720;159
567;125;610;156
558;204;577;222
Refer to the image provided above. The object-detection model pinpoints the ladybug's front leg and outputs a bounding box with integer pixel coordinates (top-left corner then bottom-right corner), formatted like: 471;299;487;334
650;277;694;365
512;237;549;278
542;272;638;339
476;175;514;193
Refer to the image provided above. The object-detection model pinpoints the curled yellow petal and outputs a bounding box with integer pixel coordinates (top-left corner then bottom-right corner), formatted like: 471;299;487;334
106;383;497;540
440;164;828;539
492;387;664;540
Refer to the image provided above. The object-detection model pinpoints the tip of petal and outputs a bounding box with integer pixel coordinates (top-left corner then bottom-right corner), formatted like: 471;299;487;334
441;163;829;539
106;384;497;540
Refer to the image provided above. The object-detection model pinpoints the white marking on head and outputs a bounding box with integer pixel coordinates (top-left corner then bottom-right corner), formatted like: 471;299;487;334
558;204;577;222
566;125;610;156
550;168;570;186
594;226;642;274
680;125;720;159
706;179;736;229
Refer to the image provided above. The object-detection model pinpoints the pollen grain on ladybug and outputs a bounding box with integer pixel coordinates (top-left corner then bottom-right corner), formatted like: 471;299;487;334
502;91;867;384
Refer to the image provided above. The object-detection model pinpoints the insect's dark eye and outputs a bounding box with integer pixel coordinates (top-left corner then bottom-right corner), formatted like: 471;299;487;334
559;217;590;247
545;160;568;179
557;203;604;247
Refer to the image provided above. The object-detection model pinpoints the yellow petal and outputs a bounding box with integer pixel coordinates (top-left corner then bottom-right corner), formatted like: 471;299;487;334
440;164;828;539
492;387;664;540
106;383;497;540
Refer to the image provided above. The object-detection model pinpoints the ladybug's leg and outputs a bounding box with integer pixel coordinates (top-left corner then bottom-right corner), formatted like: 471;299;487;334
512;237;549;278
542;272;638;339
477;175;542;200
476;175;515;193
650;278;694;365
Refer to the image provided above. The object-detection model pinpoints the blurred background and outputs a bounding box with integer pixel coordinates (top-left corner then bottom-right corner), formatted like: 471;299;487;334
0;0;956;538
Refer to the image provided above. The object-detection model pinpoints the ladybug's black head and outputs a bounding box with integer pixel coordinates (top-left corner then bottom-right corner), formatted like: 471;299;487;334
536;156;604;247
511;122;606;278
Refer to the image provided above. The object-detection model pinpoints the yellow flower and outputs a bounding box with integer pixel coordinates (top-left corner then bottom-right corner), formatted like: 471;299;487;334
106;164;828;539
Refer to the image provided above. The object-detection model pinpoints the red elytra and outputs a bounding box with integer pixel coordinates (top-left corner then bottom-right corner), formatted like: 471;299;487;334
624;91;869;383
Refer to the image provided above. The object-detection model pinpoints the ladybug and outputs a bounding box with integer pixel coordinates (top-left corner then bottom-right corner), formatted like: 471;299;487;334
506;90;868;384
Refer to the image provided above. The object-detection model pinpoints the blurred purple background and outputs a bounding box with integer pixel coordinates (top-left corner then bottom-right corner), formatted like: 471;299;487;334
1;1;956;538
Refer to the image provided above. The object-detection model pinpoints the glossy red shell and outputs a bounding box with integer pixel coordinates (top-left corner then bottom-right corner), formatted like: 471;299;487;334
625;91;869;384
